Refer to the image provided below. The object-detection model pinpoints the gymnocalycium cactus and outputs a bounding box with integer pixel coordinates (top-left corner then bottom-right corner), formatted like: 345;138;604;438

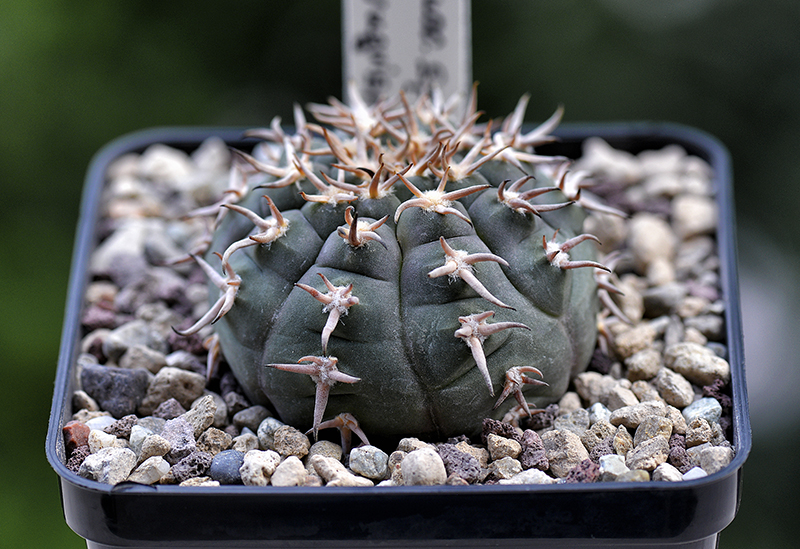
175;85;620;441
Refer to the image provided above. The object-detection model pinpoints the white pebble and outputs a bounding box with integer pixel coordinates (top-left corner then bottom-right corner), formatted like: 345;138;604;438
682;467;708;481
239;450;281;486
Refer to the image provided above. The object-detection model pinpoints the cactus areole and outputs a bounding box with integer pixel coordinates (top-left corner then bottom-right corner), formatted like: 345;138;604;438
177;86;612;440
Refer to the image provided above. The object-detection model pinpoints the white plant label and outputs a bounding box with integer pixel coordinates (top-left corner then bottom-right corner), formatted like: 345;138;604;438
342;0;471;105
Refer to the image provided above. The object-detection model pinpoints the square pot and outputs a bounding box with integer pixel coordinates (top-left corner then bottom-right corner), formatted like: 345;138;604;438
46;122;751;548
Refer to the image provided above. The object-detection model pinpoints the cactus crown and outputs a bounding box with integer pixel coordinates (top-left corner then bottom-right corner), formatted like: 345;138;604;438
174;85;618;442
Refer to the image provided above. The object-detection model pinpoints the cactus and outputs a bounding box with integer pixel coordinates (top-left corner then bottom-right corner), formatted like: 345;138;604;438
175;86;614;441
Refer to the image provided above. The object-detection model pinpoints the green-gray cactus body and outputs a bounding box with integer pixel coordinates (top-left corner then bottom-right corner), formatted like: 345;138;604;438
188;91;603;440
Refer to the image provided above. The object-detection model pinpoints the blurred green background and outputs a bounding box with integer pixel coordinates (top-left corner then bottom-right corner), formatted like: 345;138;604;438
2;0;798;546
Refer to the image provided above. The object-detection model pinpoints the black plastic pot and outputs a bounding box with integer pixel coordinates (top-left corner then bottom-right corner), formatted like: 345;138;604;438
46;123;751;548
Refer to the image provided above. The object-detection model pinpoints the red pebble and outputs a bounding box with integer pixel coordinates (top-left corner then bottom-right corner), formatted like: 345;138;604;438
63;420;91;457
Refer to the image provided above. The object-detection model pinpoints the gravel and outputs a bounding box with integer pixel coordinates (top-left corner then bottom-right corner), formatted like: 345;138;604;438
61;136;737;487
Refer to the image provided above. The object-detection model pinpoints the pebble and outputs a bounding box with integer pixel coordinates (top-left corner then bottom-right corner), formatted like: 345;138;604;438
685;418;714;448
653;367;694;408
349;445;389;480
80;363;151;419
487;457;523;480
437;443;482;483
397;437;439;453
627;213;676;272
306;440;343;470
233;405;271;433
598;454;629;481
170;451;214;484
486;433;522;460
272;425;311;458
309;455;373;487
128;425;153;457
672;194;717;239
588;402;611;424
101;319;169;362
553;408;590;436
181;394;217;438
604;383;640;411
518;430;549;471
257;417;285;450
652;462;683;482
624;348;662;382
79;447;137;485
401;448;447;486
179;476;220;487
541;430;590;478
138;367;207;415
88;429;119;453
152;398;186;420
609;400;667;429
63;420;91;456
196;428;232;456
565;458;601;483
232;433;259;453
239;449;281;486
104;414;138;439
664;342;731;386
696;446;734;475
625;437;669;471
581;420;617;452
119;344;167;373
498;468;558;485
128;456;170;484
613;425;634;456
138;434;171;464
682;398;723;425
633;416;673;447
207;449;245;484
160;417;196;464
682;467;708;480
616;469;650;482
612;323;657;359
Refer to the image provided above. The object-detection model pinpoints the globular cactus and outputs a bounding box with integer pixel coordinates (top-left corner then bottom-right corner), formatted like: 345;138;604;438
176;87;614;441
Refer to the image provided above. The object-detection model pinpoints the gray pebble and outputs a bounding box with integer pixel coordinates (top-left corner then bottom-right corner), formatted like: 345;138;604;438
119;344;167;374
642;282;687;317
233;405;271;433
152;398;186;420
102;319;168;362
256;417;285;450
138;367;206;415
80;363;150;419
553;408;590;436
682;398;722;425
161;417;197;464
349;445;389;480
170;451;214;483
696;446;734;475
625;348;663;381
207;449;245;484
437;443;482;483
